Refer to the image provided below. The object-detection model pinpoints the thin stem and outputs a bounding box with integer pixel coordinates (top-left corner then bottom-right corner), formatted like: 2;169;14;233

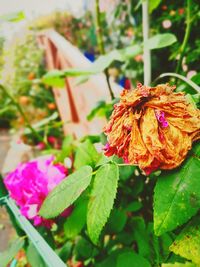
0;84;48;145
95;0;115;100
153;72;200;93
175;0;192;74
142;0;151;85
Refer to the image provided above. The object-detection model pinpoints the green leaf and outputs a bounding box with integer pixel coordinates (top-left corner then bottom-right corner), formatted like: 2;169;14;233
144;34;177;50
130;217;151;259
95;154;114;167
39;166;93;218
0;11;25;23
106;209;127;233
192;142;200;157
162;263;196;267
125;201;142;212
74;139;100;169
170;216;200;265
87;163;119;244
149;0;161;13
64;199;87;239
119;165;136;181
42;45;142;87
116;251;151;267
0;174;7;198
95;249;130;267
87;101;113;121
74;237;98;260
192;73;200;85
56;241;72;262
42;70;65;87
0;238;25;267
154;157;200;236
26;243;46;267
55;135;74;162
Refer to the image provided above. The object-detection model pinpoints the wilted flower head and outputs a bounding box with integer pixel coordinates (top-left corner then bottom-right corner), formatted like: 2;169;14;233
4;155;67;227
104;83;200;175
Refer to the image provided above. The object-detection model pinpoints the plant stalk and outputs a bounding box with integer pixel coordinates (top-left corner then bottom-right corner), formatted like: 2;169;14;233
0;84;46;144
175;0;192;74
95;0;115;100
142;0;151;86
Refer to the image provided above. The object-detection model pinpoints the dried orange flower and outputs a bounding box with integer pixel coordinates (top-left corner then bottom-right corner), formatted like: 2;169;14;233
103;83;200;175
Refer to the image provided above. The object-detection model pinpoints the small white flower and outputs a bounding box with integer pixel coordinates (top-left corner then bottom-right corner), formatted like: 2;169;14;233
64;157;72;169
162;20;172;29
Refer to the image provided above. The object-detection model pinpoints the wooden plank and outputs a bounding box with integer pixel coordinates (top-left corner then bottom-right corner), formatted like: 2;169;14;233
37;30;121;138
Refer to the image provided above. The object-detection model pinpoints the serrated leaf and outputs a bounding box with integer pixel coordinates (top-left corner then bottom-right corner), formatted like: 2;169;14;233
64;199;87;239
116;251;151;267
170;216;200;265
87;163;119;244
144;34;177;50
154;157;200;236
74;139;100;169
0;238;25;267
39;166;93;218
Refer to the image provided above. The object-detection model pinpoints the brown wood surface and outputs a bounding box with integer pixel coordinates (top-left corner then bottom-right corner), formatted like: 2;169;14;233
37;30;121;138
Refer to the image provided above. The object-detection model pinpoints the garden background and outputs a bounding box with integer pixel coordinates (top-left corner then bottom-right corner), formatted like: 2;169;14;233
0;0;200;267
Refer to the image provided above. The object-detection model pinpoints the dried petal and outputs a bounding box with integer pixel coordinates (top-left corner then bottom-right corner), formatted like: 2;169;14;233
104;84;200;174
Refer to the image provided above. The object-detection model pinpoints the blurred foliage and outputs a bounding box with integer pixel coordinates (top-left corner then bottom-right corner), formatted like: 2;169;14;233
0;1;200;266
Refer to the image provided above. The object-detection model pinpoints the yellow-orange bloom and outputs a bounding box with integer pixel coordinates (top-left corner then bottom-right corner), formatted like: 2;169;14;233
104;83;200;174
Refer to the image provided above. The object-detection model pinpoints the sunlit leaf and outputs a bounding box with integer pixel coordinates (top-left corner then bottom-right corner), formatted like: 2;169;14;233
154;156;200;236
144;34;177;50
39;166;93;218
149;0;162;13
87;163;119;244
0;11;25;23
170;216;200;265
74;139;100;169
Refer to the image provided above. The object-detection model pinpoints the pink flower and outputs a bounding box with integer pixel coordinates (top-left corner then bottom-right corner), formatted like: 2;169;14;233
36;142;46;150
155;110;169;128
47;136;57;144
4;155;68;227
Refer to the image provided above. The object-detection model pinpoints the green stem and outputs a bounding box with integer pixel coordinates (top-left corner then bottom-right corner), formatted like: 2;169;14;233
95;0;115;100
142;0;151;85
0;84;47;145
175;0;192;74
